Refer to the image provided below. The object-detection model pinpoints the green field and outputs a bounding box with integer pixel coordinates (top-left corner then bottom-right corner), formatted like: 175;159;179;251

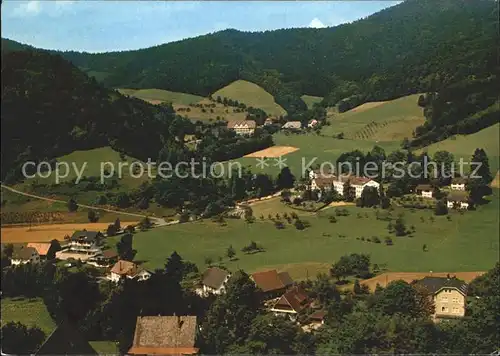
1;297;117;355
112;190;499;280
213;80;287;117
301;95;323;109
117;88;204;105
1;298;56;335
322;94;425;141
233;132;401;178
421;123;500;175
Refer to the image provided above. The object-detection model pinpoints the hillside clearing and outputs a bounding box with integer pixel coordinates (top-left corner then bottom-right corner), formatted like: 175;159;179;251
323;94;425;141
1;298;56;335
1;221;138;243
301;95;323;109
117;88;204;105
213;80;287;117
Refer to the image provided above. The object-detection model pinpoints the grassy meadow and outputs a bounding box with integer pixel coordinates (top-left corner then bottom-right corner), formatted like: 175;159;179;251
1;298;56;335
111;190;499;280
322;94;425;141
213;80;287;117
301;95;323;109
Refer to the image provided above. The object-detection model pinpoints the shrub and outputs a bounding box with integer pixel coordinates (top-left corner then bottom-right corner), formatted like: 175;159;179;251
373;236;381;243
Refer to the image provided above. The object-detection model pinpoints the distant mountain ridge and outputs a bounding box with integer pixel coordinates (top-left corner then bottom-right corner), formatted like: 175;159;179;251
2;0;497;115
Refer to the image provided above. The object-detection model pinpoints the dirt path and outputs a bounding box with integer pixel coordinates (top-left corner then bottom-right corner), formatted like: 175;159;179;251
318;201;355;211
1;184;169;226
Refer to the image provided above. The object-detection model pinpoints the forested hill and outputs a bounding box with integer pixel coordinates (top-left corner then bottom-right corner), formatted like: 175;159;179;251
2;0;496;115
1;51;177;182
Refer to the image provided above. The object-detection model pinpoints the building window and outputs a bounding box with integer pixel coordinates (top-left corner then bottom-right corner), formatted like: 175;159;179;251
441;296;448;302
452;307;459;314
452;297;459;303
441;306;448;313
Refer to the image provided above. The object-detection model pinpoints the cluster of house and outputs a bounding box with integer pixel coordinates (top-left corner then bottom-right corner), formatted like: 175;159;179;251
415;177;470;209
227;118;319;136
9;229;153;283
308;169;381;199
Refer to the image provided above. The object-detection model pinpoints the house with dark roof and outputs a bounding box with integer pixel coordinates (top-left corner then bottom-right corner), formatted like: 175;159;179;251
197;267;231;296
251;270;294;298
413;276;468;319
11;246;40;266
447;191;470;209
303;310;327;332
128;316;199;356
451;177;468;191
108;260;151;283
415;184;434;198
67;230;103;254
88;249;119;267
270;286;310;321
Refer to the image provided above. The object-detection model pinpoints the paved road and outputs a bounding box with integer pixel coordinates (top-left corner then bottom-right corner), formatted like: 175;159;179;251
1;184;172;226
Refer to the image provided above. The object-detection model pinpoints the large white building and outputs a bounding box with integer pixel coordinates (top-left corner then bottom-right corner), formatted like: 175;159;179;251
227;120;256;135
311;174;380;198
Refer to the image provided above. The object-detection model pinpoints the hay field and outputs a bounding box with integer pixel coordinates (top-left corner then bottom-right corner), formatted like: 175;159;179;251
1;221;138;243
244;146;299;158
213;80;287;116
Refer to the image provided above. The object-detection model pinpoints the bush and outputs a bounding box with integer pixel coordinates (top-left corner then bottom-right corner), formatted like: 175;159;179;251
373;236;381;243
385;237;393;246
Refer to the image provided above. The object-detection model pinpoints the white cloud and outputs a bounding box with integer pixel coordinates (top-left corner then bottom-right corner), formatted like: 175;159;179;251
12;1;41;17
308;18;326;28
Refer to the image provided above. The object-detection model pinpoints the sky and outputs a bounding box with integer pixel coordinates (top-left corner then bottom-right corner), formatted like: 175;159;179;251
2;1;401;53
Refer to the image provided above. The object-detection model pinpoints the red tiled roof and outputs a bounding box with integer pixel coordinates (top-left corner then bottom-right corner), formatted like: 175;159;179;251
273;286;310;313
111;260;138;276
309;310;327;322
251;270;293;293
27;243;51;256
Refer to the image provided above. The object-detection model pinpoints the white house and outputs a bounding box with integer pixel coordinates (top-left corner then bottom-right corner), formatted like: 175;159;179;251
67;230;103;255
307;119;319;128
11;246;40;266
108;260;151;283
227;120;256;135
416;184;434;198
310;174;380;199
451;177;467;191
281;121;302;130
447;192;470;210
196;267;231;296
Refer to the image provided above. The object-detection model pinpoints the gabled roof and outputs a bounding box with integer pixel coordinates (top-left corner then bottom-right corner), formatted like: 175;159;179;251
452;177;468;184
70;230;101;243
202;267;230;289
447;191;469;202
12;246;37;260
128;316;198;356
227;120;256;129
309;310;327;322
110;260;139;277
35;320;97;355
27;243;51;256
251;270;293;293
416;184;433;191
413;276;468;296
101;249;118;259
282;121;302;129
273;286;310;313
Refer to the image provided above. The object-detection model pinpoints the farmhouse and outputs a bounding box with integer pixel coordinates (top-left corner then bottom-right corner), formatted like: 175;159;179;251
227;120;256;135
87;249;119;267
281;121;302;130
413;276;468;320
450;177;467;191
108;260;151;283
270;286;310;321
11;246;40;265
447;192;470;209
416;184;434;198
251;269;294;298
27;242;52;259
310;174;380;198
197;267;231;296
128;316;199;356
305;310;327;331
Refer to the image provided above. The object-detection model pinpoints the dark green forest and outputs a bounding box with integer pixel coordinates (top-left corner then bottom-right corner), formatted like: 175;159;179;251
2;0;497;118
